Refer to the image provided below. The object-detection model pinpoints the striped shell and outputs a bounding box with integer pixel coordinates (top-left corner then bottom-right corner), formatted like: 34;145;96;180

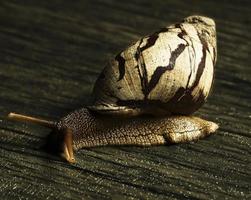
90;15;217;116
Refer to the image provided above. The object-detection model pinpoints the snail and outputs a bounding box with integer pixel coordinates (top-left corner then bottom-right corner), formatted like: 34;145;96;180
7;15;218;163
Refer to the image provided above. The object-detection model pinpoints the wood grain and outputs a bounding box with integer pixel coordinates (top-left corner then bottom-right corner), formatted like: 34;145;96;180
0;0;250;199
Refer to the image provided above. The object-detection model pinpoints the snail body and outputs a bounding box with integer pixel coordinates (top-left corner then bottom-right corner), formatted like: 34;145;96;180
7;15;218;163
54;108;218;150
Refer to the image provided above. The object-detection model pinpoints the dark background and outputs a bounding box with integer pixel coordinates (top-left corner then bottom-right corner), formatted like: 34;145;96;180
0;0;250;199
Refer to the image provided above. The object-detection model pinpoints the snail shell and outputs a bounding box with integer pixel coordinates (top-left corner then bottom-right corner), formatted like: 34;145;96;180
90;15;217;116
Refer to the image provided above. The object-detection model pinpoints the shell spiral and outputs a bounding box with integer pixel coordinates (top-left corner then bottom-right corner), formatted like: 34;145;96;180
90;15;217;116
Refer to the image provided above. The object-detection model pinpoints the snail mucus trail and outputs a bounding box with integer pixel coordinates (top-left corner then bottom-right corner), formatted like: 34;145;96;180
7;15;219;163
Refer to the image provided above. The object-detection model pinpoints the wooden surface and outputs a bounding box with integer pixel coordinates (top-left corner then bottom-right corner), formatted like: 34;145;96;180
0;0;250;199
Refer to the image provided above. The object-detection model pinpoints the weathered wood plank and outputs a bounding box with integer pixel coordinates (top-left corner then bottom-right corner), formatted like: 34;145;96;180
0;0;250;199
